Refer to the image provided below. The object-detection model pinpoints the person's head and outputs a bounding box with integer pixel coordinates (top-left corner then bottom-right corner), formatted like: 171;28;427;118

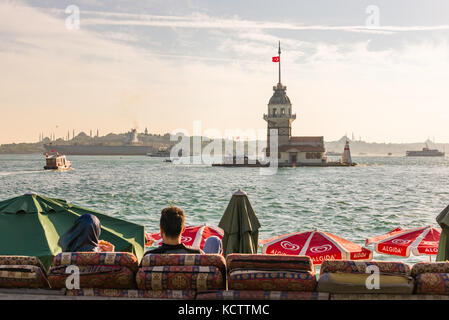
58;213;101;252
160;206;185;244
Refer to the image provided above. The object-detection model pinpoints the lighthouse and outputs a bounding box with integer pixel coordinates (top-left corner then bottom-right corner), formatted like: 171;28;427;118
264;42;326;165
342;140;353;164
264;41;296;150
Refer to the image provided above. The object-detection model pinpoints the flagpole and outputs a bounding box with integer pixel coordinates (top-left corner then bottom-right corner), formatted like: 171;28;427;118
278;41;281;84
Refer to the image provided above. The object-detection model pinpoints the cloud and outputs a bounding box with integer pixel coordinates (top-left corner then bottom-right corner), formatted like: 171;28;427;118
1;2;449;144
39;7;449;35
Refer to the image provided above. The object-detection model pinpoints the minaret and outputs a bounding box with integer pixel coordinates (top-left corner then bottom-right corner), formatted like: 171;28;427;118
264;41;296;155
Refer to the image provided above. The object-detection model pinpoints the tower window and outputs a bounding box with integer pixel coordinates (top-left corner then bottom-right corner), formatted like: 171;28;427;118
281;108;285;115
272;108;277;116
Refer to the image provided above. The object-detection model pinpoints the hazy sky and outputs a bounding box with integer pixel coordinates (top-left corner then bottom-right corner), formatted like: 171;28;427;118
1;0;449;144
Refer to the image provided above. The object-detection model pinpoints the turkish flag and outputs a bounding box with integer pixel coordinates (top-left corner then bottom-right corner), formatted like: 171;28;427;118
272;56;279;62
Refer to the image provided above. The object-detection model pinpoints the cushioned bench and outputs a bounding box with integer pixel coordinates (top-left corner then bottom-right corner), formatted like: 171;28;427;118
48;252;138;289
0;256;49;289
317;260;414;294
196;290;328;300
66;288;196;299
136;254;226;295
196;254;318;300
226;254;317;292
412;261;449;295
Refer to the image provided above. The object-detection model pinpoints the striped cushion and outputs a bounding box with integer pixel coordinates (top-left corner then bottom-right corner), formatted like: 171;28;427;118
226;254;313;272
52;252;138;272
415;273;449;295
320;260;411;276
196;290;328;300
0;256;45;271
47;265;135;289
317;272;414;294
136;265;224;290
228;269;317;291
0;265;49;288
411;262;449;277
66;288;195;299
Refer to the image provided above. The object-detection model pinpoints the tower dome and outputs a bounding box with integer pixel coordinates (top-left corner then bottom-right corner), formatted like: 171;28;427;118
268;83;291;105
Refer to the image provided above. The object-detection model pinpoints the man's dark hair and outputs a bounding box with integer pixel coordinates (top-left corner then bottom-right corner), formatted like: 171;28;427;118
160;206;185;238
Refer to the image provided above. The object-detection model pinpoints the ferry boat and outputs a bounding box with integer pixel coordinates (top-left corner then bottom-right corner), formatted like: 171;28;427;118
44;153;72;171
406;144;445;157
147;147;171;157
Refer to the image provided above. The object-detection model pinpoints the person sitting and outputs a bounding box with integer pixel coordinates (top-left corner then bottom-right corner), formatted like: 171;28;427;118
58;213;113;252
203;236;223;254
145;206;203;255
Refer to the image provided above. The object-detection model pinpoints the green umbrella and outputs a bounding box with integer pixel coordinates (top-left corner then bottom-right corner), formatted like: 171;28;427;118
436;204;449;261
0;192;145;270
218;189;261;256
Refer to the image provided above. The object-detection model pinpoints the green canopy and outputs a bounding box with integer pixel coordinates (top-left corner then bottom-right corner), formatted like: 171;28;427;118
437;204;449;261
218;190;261;257
0;193;145;269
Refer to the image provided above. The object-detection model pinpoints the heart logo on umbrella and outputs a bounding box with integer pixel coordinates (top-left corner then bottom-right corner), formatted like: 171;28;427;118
392;239;411;245
421;241;438;246
181;236;192;242
310;244;332;253
280;240;300;251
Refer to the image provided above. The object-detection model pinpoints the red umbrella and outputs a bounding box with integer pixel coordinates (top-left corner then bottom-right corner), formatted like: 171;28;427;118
365;226;441;259
261;230;372;265
145;224;224;249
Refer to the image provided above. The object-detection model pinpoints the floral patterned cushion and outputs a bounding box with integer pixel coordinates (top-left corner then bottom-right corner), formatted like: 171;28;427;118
141;254;226;273
226;254;313;272
415;273;449;295
228;269;317;291
52;252;138;272
66;288;195;299
411;262;449;277
47;265;135;289
136;266;224;290
0;265;49;288
0;256;45;271
196;290;328;300
320;260;411;276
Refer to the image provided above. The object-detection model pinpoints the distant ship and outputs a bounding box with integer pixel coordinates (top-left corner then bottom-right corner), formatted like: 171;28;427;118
325;151;342;156
406;144;445;157
147;147;171;157
44;129;157;156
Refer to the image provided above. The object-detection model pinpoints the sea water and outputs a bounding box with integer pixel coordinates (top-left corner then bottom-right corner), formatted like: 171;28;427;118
0;154;448;265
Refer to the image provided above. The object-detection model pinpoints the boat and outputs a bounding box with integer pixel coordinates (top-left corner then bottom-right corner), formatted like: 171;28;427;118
406;144;445;157
44;153;72;171
147;147;171;157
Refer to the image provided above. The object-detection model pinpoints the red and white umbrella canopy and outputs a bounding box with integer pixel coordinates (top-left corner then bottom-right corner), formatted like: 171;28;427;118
145;224;224;249
261;230;372;265
365;226;441;257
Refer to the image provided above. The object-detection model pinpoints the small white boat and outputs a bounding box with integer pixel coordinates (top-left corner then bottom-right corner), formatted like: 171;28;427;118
44;153;72;171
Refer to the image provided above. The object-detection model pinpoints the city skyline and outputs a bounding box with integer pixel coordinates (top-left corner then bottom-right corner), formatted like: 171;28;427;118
2;1;449;144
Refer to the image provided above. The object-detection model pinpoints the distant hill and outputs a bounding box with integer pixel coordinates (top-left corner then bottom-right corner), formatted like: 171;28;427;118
325;136;448;156
0;132;447;156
